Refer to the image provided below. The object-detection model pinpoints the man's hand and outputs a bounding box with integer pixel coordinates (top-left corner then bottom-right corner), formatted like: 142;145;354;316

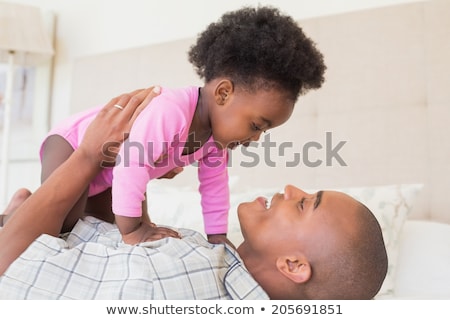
79;86;162;168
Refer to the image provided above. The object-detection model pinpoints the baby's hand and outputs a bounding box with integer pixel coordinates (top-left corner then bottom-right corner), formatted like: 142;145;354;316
122;222;181;245
207;234;236;249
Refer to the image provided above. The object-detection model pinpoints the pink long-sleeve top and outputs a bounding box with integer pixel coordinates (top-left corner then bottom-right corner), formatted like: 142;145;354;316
40;86;230;235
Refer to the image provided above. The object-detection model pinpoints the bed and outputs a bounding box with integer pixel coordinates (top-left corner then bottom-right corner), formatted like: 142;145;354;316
3;0;450;300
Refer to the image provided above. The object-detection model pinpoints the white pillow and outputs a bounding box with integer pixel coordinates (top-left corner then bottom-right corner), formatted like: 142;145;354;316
332;184;424;297
147;184;204;233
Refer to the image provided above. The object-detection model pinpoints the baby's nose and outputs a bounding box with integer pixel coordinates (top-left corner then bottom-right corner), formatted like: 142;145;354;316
250;131;263;141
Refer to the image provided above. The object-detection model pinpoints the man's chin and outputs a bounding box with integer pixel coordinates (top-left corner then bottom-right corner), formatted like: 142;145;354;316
236;202;249;217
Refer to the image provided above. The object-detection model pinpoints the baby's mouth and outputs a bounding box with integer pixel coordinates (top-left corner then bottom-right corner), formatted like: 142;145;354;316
228;141;252;150
228;141;241;150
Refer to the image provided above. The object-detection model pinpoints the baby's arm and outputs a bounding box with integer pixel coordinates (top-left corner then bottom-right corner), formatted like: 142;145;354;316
111;170;181;244
198;150;235;248
115;192;180;245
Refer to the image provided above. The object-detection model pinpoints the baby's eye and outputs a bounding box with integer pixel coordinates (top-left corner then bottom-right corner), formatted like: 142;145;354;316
251;123;262;131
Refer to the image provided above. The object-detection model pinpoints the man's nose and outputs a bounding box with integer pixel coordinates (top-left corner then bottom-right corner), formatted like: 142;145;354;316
283;184;308;200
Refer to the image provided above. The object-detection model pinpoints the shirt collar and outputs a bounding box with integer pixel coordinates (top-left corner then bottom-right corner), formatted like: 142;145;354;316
222;246;269;300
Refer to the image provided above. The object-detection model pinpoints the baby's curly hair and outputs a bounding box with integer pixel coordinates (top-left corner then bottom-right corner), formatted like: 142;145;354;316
188;6;326;101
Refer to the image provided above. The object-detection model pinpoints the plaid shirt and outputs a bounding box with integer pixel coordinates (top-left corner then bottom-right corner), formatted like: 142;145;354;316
0;217;268;300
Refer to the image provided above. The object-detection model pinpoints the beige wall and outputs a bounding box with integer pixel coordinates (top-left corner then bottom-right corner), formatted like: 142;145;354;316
4;0;427;203
71;0;450;223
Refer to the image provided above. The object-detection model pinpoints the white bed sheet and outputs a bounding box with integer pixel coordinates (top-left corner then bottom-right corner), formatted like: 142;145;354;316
392;220;450;299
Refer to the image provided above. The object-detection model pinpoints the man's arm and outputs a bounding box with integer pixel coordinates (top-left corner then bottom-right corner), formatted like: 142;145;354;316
0;86;161;275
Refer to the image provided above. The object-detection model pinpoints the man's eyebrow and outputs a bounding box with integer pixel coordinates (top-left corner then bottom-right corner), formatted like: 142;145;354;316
314;190;323;210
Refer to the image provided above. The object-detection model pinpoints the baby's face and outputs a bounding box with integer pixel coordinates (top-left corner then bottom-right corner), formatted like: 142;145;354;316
237;185;360;258
209;86;294;150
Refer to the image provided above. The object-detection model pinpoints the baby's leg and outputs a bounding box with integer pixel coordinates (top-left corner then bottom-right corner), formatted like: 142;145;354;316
41;135;89;233
0;188;32;226
85;188;114;223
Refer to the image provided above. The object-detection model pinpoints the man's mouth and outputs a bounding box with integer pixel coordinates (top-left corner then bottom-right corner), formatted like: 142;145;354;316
257;196;273;209
257;197;268;208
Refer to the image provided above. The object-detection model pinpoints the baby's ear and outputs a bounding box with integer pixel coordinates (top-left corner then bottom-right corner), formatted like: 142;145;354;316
215;79;234;105
276;255;311;284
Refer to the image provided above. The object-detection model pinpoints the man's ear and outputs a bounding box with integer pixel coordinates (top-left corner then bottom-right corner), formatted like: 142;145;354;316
276;256;312;284
214;79;234;105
